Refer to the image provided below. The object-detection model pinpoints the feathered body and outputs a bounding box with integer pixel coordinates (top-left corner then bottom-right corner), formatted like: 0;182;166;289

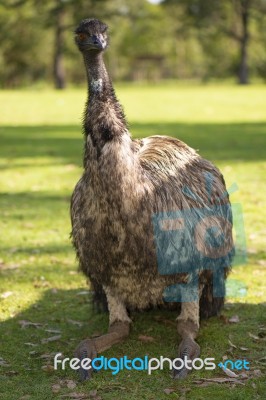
71;19;232;321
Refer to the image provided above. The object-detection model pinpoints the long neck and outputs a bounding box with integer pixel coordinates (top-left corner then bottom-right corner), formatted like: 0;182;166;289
82;51;128;155
84;51;112;98
81;51;143;208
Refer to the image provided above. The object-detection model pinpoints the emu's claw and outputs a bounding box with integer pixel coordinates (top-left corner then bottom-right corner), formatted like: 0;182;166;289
74;339;97;381
173;337;200;379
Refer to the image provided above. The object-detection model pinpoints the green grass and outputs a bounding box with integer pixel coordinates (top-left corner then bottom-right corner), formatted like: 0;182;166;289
0;83;266;400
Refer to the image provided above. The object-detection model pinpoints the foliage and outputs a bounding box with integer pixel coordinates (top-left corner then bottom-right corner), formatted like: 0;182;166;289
0;0;266;87
162;0;266;83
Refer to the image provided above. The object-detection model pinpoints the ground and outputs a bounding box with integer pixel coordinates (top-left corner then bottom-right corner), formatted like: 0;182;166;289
0;83;265;400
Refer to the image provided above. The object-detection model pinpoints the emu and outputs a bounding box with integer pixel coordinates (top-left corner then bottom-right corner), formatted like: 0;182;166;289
71;18;233;380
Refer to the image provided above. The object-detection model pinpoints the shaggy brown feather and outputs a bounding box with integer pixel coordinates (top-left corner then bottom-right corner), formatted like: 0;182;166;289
71;19;233;380
71;20;232;316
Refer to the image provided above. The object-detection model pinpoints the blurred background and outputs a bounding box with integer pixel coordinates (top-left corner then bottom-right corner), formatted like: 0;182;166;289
0;0;266;88
0;2;266;399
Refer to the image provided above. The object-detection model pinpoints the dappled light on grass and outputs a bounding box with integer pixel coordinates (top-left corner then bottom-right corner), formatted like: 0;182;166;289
0;85;265;399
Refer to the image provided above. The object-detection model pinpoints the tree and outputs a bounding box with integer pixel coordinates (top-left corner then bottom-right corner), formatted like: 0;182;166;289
0;0;265;86
0;0;50;87
163;0;266;84
43;0;110;88
52;1;67;89
0;0;110;88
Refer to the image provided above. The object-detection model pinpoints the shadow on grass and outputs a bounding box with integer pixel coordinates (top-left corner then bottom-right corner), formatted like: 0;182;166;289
0;244;73;256
0;191;70;237
0;287;265;399
0;121;266;167
0;192;70;211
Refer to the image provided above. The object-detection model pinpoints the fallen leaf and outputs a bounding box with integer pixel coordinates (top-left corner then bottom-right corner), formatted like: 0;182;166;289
138;334;155;343
228;339;237;349
57;379;78;389
67;319;83;327
248;332;259;340
228;315;240;323
52;384;61;393
163;388;175;394
24;342;38;347
220;366;239;378
29;351;38;356
19;320;43;329
194;377;245;385
179;387;191;394
3;370;19;376
45;329;61;334
0;358;10;367
67;380;77;390
257;356;266;364
39;353;55;360
41;335;61;344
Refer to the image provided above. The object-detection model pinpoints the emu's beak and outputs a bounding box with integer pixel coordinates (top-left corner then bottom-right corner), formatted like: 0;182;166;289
91;34;106;50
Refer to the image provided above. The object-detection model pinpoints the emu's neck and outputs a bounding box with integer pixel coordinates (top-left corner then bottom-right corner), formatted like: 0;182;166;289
82;51;140;206
83;52;111;97
82;51;128;153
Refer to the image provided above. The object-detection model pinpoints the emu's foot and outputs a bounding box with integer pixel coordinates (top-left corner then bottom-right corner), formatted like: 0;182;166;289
74;339;97;381
173;337;200;379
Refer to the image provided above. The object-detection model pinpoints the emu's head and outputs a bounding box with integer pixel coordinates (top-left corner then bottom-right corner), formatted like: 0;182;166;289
75;19;108;54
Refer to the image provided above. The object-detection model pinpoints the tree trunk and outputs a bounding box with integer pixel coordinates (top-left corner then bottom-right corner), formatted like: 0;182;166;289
238;0;250;85
53;6;66;89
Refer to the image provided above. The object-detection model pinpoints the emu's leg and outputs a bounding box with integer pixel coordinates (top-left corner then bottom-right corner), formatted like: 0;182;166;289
75;287;131;381
173;289;202;379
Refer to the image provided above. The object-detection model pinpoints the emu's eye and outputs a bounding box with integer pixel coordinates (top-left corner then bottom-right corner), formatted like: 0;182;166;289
77;33;86;40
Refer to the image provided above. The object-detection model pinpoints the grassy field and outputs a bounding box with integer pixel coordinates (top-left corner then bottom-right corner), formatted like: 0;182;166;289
0;84;266;400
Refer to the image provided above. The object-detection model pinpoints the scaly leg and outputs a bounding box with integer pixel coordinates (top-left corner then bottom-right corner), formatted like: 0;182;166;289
75;286;131;380
173;287;202;379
